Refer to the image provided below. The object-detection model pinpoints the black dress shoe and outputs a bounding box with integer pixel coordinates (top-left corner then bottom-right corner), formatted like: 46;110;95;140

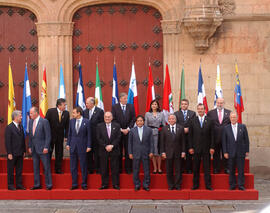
152;171;157;174
192;186;199;190
55;171;63;174
8;187;16;191
30;186;42;190
134;186;140;191
239;186;246;191
82;186;88;190
168;186;174;190
88;171;94;174
99;185;108;190
158;171;163;174
206;186;213;191
143;186;150;191
187;170;192;174
175;186;181;190
113;185;120;190
229;186;236;190
16;186;26;190
46;186;52;190
70;186;78;190
224;169;230;174
213;169;219;174
126;170;132;174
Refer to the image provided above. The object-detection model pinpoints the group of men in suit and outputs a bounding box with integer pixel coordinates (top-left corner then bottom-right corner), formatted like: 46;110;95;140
4;95;249;192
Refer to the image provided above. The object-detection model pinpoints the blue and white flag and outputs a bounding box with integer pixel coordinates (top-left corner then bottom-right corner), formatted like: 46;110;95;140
75;63;86;110
214;64;223;108
58;65;66;99
112;62;119;105
22;64;32;135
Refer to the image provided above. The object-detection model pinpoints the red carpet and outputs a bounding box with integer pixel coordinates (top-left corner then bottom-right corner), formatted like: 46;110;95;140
0;158;258;200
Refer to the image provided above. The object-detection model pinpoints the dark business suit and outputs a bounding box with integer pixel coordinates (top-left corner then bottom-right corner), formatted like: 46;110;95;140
29;117;52;188
112;103;136;173
160;124;185;189
5;122;26;189
175;109;196;173
207;108;231;173
83;107;104;173
96;122;121;187
189;116;214;188
67;118;91;187
128;126;154;188
45;107;69;172
222;123;249;188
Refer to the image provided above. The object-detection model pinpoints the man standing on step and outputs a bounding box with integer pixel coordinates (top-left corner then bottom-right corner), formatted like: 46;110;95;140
97;111;121;190
5;110;26;190
83;97;104;174
66;107;91;190
222;111;249;191
160;114;185;190
207;98;231;174
112;92;136;174
189;103;215;190
174;99;196;174
128;115;154;191
46;98;70;174
28;107;52;190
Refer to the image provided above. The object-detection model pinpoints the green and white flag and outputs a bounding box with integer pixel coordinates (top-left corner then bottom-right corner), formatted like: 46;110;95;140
95;62;104;110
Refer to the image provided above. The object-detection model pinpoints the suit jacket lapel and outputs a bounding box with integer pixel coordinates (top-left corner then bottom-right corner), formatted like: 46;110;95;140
34;118;41;136
229;125;236;142
12;122;21;135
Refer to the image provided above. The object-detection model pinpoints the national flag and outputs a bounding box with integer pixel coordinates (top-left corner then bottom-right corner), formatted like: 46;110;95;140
112;62;119;105
22;63;32;135
39;67;48;118
197;65;208;113
214;64;223;108
179;64;185;107
95;62;104;110
8;63;16;124
163;64;174;122
127;62;139;116
145;62;155;112
234;62;244;123
75;63;86;110
58;65;66;99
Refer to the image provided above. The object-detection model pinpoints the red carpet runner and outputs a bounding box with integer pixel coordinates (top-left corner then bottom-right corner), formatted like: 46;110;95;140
0;158;258;200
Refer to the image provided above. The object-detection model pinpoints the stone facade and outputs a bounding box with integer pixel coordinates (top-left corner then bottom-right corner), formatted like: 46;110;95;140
0;0;269;174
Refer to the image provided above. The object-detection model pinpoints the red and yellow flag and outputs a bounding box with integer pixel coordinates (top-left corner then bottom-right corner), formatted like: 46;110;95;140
8;63;16;124
39;67;48;118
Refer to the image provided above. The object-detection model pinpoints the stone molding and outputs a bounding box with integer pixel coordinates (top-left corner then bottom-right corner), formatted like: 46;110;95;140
161;20;181;35
36;22;74;36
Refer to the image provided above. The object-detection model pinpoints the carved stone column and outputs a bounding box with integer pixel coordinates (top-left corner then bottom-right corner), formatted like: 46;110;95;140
161;20;181;109
36;22;74;110
183;3;223;53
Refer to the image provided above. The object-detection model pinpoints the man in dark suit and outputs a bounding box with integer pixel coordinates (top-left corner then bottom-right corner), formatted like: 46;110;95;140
207;98;231;174
189;103;215;190
174;99;196;174
112;92;136;174
222;111;249;191
28;107;52;190
128;115;154;191
97;111;121;190
66;107;91;190
5;110;26;190
160;114;185;190
83;97;104;174
45;98;69;174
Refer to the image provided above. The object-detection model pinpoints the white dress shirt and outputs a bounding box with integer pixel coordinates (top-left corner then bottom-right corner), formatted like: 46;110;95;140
231;123;238;140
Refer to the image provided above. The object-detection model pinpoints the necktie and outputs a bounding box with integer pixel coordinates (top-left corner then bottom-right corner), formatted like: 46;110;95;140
89;109;92;120
122;105;126;115
200;118;203;128
33;119;37;135
233;125;237;140
139;128;143;141
76;120;80;134
218;109;222;124
59;112;62;122
107;125;111;138
183;111;187;121
171;126;175;135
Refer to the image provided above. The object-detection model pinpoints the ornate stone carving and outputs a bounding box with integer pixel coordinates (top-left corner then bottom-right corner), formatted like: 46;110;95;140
218;0;236;16
161;20;180;35
183;4;223;53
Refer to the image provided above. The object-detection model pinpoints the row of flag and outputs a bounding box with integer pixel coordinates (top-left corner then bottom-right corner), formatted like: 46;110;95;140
7;60;245;136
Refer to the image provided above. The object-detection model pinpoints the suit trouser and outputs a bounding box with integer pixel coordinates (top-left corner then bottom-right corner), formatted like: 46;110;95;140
70;150;88;187
193;153;211;188
133;158;150;188
32;150;52;188
119;134;132;173
99;153;119;186
228;156;245;188
166;157;182;188
213;142;228;172
87;141;100;172
7;155;23;188
50;137;64;172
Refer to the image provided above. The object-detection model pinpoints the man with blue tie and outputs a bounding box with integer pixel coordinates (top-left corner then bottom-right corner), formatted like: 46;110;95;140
66;107;91;190
222;111;249;191
28;107;52;190
128;115;154;191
